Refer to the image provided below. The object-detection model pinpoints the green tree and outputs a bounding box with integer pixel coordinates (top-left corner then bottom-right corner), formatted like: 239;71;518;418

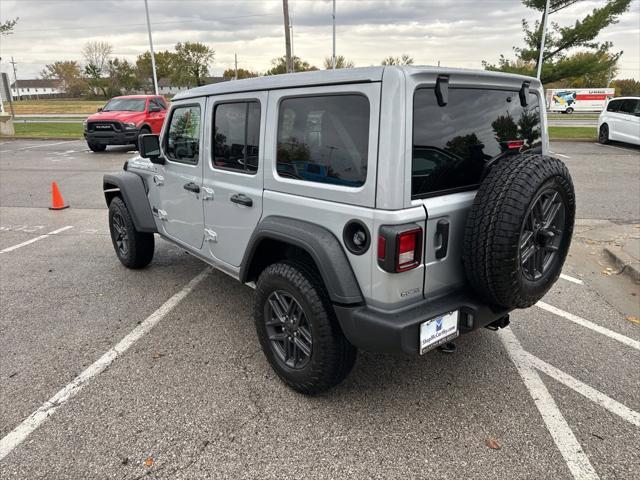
172;42;215;87
484;0;632;84
265;56;318;75
107;58;140;95
0;17;18;35
136;50;178;85
381;54;414;66
492;113;519;143
610;78;640;96
323;55;355;69
222;68;259;80
41;60;86;97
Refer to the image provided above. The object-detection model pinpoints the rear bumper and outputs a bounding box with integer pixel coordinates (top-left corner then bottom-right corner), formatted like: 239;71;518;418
85;129;139;146
334;291;511;355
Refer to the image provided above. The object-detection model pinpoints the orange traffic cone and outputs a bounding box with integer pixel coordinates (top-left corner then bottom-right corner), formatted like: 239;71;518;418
49;182;69;210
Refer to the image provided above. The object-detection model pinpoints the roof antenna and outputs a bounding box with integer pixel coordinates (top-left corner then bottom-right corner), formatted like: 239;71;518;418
435;75;449;107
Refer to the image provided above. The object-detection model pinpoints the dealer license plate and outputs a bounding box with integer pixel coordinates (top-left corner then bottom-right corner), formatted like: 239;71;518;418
419;311;459;354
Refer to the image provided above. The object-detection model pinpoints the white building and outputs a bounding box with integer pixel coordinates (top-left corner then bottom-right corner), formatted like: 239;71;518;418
11;79;62;99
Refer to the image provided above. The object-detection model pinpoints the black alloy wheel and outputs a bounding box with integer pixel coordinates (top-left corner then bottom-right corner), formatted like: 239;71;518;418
265;290;313;369
519;187;566;281
111;211;129;257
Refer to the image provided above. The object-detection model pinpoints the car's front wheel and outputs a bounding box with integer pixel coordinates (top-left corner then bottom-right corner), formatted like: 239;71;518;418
88;142;106;152
599;124;610;144
108;197;154;269
254;261;357;395
137;127;151;151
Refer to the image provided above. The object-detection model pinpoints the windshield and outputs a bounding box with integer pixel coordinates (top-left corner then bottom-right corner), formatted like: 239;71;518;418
103;98;146;112
412;88;542;198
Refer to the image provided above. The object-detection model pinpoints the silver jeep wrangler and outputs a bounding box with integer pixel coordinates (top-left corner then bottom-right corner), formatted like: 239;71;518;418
103;66;575;394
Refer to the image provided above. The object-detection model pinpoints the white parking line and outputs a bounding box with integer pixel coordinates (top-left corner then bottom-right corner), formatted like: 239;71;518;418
0;226;74;254
559;273;584;285
524;351;640;427
0;140;83;153
537;301;640;351
0;268;210;461
498;327;599;480
550;151;571;159
593;142;636;153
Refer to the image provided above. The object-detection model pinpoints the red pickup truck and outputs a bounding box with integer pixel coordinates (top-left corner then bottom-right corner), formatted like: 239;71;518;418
83;95;168;152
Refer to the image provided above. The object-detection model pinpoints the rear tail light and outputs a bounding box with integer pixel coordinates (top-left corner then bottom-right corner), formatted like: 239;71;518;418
377;224;423;273
506;139;525;150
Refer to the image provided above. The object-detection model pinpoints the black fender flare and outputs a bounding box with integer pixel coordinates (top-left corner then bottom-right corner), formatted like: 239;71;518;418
240;216;363;305
103;172;157;233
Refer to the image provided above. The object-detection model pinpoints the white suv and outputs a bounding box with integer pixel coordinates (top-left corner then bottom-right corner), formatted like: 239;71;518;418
598;97;640;146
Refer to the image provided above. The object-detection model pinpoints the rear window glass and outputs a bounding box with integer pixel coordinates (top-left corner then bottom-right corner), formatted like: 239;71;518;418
618;99;639;114
412;88;542;198
276;95;370;187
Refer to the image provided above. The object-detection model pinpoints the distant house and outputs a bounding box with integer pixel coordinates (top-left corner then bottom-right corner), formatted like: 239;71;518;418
137;76;229;97
11;79;62;99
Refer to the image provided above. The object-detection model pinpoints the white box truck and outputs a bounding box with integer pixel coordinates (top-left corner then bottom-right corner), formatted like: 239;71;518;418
547;88;615;114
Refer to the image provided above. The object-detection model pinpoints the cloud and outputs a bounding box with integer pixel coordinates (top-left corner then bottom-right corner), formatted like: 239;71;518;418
0;0;638;79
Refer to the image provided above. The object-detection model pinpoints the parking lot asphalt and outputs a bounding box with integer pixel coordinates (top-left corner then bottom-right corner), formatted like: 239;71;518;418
0;139;638;479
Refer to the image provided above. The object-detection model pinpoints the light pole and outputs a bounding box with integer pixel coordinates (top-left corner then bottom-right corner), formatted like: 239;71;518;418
144;0;159;95
536;0;550;80
332;0;336;69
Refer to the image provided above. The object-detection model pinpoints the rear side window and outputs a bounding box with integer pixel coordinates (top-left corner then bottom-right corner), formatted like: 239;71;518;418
618;99;639;115
165;105;201;164
213;101;261;174
607;100;621;112
276;95;370;187
412;88;542;198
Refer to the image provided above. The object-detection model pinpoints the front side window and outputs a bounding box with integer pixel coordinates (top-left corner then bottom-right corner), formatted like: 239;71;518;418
276;95;370;187
412;88;542;198
150;98;166;111
618;99;639;115
165;105;201;164
213;101;261;174
607;100;621;112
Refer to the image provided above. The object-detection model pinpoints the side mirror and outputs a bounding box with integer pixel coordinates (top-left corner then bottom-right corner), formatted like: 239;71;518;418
97;107;103;112
139;134;164;164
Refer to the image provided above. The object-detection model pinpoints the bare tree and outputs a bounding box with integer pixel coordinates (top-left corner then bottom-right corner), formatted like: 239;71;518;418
323;55;355;69
381;54;414;66
82;41;113;74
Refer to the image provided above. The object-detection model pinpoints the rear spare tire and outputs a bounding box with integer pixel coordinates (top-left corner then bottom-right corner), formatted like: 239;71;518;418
463;154;575;309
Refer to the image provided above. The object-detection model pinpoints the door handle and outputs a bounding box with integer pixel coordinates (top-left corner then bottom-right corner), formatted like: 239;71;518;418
230;193;253;207
435;219;449;260
183;182;200;193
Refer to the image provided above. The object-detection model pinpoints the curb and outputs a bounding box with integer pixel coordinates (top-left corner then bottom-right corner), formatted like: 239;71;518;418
548;138;596;142
604;247;640;283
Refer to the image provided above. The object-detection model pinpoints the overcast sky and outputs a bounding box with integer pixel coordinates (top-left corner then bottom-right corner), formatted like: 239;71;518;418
1;0;638;81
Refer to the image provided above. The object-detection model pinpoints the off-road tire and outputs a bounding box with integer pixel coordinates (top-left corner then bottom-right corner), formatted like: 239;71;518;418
463;154;575;309
598;124;610;144
88;142;106;152
108;196;154;269
254;261;357;395
137;126;151;152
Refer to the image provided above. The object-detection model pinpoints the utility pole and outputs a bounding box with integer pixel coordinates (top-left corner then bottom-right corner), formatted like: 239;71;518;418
290;23;295;72
332;0;336;69
282;0;293;73
536;0;550;80
144;0;159;95
10;57;18;101
234;53;238;80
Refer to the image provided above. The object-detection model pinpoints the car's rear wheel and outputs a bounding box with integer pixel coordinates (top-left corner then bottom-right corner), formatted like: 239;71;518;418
565;107;574;114
88;142;106;152
599;124;610;144
108;197;154;269
463;154;575;309
254;261;357;395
